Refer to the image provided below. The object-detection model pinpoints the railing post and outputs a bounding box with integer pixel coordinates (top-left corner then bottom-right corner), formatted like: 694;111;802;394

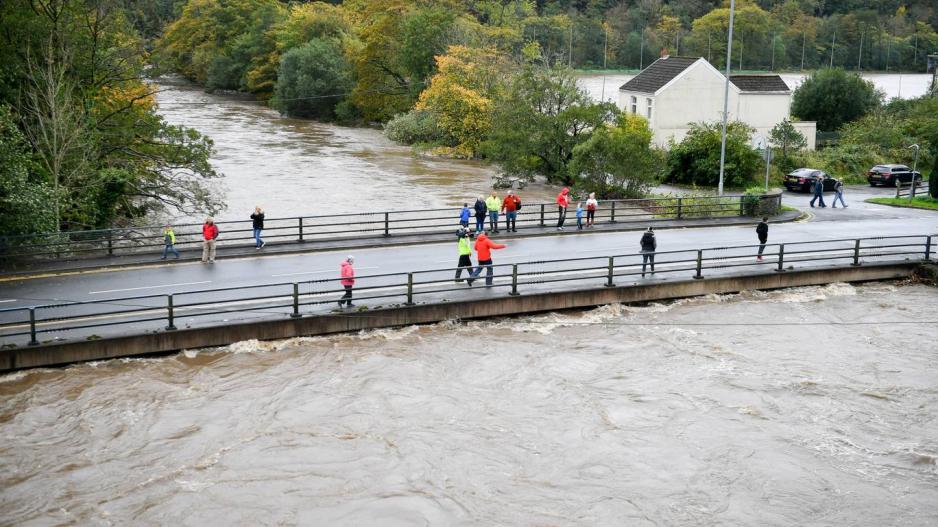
739;196;745;216
694;249;704;279
165;295;177;331
676;197;683;220
28;308;39;346
405;273;415;305
852;239;861;266
510;264;520;296
291;283;301;318
384;212;390;237
610;201;616;223
775;244;786;272
107;230;113;256
605;257;615;287
539;204;545;227
298;217;304;242
924;235;931;261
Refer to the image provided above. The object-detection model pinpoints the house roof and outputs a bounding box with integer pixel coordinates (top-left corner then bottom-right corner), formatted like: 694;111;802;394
729;74;790;92
618;56;700;94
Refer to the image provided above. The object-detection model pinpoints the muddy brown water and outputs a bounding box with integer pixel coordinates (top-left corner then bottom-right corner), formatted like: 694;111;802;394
1;282;936;525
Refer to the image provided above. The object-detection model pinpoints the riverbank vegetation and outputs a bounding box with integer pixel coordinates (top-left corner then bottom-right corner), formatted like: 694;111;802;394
0;0;221;237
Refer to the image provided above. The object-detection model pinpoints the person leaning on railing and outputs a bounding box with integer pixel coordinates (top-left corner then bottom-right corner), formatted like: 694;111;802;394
202;217;219;264
640;227;656;278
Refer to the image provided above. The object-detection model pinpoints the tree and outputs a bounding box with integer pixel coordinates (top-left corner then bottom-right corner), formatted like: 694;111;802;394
482;62;618;184
570;113;660;198
0;105;57;236
665;121;761;188
413;45;510;156
791;69;882;131
769;119;807;172
271;38;352;119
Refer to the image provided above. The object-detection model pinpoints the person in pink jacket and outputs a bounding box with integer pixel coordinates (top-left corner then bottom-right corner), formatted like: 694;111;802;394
339;255;355;308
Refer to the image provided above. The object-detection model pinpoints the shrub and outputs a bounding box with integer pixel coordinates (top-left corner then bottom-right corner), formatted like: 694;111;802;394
664;121;761;188
384;110;444;145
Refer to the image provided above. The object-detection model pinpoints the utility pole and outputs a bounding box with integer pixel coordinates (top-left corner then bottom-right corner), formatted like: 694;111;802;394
600;24;608;101
801;30;806;70
568;23;573;67
830;31;835;68
771;32;776;71
708;32;712;63
640;26;645;70
718;0;736;196
858;31;863;70
909;144;920;201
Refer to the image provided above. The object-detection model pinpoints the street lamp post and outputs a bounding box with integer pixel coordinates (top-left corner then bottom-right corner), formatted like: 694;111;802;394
718;0;736;196
909;144;920;200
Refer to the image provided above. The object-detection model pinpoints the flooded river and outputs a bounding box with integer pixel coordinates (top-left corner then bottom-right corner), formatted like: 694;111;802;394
2;282;936;525
153;78;558;222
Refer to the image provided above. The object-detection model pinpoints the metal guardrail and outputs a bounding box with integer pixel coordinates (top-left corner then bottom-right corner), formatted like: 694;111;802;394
895;180;930;199
0;194;780;262
0;234;929;348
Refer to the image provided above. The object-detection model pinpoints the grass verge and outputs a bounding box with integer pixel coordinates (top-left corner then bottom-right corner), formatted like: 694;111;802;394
866;196;938;211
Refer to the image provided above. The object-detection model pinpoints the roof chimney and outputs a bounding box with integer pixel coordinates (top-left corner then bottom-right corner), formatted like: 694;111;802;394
660;48;670;59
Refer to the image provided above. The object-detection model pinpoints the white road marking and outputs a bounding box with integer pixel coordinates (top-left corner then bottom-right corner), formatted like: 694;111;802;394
0;299;16;303
89;281;212;295
271;266;378;277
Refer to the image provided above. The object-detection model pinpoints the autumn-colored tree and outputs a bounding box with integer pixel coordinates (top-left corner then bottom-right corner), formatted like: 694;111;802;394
414;46;510;156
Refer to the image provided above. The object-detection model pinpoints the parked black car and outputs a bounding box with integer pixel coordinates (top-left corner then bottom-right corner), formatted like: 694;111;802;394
784;168;836;193
867;164;923;187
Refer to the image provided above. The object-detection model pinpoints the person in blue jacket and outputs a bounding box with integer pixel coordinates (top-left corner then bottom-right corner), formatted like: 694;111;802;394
459;203;471;228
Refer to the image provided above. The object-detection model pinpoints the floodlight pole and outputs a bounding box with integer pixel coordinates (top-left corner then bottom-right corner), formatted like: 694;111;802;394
718;0;736;196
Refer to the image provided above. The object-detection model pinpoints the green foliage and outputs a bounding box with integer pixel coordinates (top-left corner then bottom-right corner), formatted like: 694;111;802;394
0;105;56;236
482;64;617;184
570;113;660;198
271;39;352;120
665;121;761;188
384;111;444;146
791;69;882;132
769;119;807;172
931;157;938;199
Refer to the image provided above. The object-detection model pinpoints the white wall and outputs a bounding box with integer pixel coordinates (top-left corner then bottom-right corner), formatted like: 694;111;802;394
617;60;815;149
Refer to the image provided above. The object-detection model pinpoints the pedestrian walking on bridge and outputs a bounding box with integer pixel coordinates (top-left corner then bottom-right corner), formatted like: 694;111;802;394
161;225;179;259
640;227;656;278
470;232;506;286
756;216;769;261
832;179;847;208
809;177;826;208
339;256;355;308
455;227;475;286
251;206;265;249
485;192;501;233
473;196;487;234
201;217;218;263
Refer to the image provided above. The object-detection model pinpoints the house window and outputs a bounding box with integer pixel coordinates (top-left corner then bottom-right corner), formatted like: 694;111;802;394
630;96;637;114
646;98;653;119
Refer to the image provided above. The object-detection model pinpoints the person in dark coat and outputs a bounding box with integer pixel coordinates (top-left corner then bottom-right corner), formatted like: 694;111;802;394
640;227;656;278
809;177;826;208
473;196;487;234
756;216;769;261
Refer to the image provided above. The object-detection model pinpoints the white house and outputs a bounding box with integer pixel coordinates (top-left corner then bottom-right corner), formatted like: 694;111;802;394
618;56;816;150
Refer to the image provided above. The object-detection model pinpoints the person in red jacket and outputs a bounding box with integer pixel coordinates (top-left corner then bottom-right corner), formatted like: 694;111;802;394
501;190;521;233
201;217;219;263
556;187;570;231
339;255;355;307
469;232;507;286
